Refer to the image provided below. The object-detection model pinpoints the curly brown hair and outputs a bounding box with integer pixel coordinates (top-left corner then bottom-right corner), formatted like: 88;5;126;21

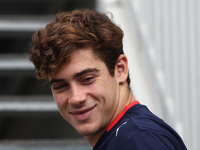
29;9;130;85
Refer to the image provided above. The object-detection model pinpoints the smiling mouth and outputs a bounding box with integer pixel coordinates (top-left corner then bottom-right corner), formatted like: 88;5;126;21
71;105;96;121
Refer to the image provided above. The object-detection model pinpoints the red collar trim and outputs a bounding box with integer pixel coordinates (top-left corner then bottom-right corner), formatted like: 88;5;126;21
106;101;140;132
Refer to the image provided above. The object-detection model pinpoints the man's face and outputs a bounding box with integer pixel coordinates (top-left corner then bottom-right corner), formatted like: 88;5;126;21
49;48;120;137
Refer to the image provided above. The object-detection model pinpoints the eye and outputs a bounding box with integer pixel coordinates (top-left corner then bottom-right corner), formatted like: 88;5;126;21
80;76;94;85
54;85;65;90
53;84;69;91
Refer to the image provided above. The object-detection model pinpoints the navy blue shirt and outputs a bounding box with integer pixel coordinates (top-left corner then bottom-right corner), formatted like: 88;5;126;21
93;101;187;150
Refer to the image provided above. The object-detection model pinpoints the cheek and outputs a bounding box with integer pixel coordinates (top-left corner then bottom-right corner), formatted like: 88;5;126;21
91;80;117;109
53;94;66;108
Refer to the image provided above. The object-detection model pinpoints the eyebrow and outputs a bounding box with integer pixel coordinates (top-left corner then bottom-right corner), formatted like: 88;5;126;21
73;68;99;79
49;79;65;86
49;68;99;86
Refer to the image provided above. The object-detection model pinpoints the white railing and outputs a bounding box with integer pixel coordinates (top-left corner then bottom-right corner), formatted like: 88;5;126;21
121;0;199;149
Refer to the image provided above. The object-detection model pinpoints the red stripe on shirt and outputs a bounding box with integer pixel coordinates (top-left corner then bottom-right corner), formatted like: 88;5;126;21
106;100;140;132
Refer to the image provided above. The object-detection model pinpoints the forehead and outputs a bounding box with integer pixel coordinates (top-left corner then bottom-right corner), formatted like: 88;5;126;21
48;47;104;80
69;48;99;65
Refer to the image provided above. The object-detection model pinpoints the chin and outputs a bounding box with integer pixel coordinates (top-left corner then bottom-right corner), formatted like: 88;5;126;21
77;128;97;136
74;123;99;136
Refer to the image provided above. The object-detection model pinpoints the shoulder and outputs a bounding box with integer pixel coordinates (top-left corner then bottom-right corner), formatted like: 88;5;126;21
123;130;186;150
93;104;187;150
115;118;186;150
121;104;187;149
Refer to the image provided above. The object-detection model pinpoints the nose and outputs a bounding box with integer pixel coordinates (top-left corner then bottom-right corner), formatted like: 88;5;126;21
68;84;87;106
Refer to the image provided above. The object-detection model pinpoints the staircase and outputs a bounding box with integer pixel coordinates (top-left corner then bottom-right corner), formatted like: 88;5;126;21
0;0;95;149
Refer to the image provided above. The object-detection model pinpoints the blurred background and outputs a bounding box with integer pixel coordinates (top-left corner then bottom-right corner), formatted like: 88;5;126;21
0;0;199;149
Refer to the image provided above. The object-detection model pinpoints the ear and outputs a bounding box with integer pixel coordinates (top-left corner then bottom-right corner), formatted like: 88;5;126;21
115;54;129;84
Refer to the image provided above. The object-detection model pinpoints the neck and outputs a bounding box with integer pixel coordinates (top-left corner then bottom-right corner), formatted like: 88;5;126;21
84;128;105;147
118;83;135;108
117;83;136;116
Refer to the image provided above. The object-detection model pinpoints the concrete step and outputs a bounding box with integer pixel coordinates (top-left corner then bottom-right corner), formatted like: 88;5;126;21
0;139;92;150
0;96;56;112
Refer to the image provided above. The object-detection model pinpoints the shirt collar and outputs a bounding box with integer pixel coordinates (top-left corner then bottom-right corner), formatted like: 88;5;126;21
106;100;140;132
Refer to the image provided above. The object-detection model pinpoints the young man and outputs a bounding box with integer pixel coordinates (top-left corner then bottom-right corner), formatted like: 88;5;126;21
29;9;187;149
